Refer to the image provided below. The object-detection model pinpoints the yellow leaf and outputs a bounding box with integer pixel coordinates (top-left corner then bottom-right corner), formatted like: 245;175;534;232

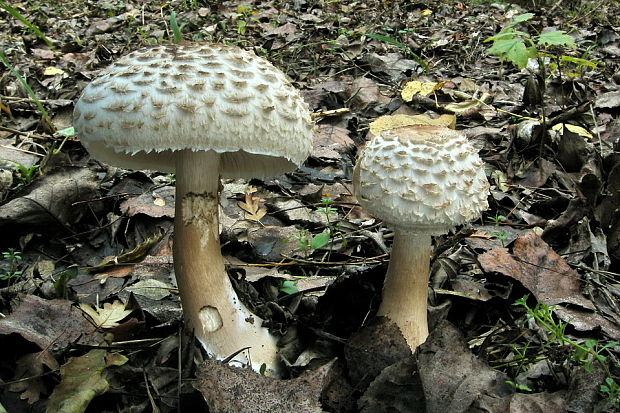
491;170;509;192
79;301;132;328
43;66;65;76
421;9;433;16
401;80;445;101
153;195;166;206
551;123;593;139
369;114;456;135
444;99;482;113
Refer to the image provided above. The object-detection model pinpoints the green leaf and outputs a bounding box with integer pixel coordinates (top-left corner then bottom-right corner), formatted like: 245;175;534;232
538;31;575;48
170;11;183;43
487;38;536;69
558;55;597;68
57;126;75;137
280;280;298;295
311;232;330;250
511;13;535;25
485;30;518;42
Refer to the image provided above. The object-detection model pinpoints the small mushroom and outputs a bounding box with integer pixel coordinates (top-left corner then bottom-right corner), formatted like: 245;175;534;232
74;43;315;374
353;125;489;350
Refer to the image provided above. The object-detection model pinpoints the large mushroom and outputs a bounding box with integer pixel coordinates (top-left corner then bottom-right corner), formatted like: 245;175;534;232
73;43;315;374
353;125;489;350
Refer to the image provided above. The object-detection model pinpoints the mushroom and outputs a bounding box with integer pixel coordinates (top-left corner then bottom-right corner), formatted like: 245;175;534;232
73;43;315;374
352;125;489;350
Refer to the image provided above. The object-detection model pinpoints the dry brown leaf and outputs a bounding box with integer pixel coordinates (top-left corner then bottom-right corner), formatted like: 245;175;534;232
478;231;620;338
79;301;132;328
8;350;59;404
237;193;267;222
195;359;333;413
478;231;593;309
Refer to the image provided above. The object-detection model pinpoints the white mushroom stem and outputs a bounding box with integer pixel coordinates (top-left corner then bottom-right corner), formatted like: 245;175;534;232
377;229;432;350
173;149;279;374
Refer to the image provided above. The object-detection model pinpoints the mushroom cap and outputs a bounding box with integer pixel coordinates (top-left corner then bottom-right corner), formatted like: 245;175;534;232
73;43;314;178
353;125;489;234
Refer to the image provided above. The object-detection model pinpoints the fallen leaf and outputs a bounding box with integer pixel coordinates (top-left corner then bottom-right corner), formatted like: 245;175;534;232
594;91;620;109
0;167;98;235
369;114;456;135
418;321;512;413
551;123;593;139
194;359;333;413
474;390;568;413
8;350;59;404
125;279;173;300
119;186;175;218
87;233;164;273
359;358;425;412
478;231;620;339
43;66;65;76
237;193;267;222
47;349;127;413
478;231;593;309
0;295;103;349
312;125;355;160
401;80;445;101
79;301;132;328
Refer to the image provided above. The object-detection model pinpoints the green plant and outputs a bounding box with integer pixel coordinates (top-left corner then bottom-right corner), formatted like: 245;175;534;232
490;214;507;226
505;380;533;392
573;339;618;373
600;377;620;409
0;3;56;129
169;11;184;43
492;232;508;247
316;197;348;257
514;296;619;405
234;5;257;35
0;248;23;280
289;228;330;258
485;13;595;157
13;164;39;189
485;13;577;70
284;198;345;258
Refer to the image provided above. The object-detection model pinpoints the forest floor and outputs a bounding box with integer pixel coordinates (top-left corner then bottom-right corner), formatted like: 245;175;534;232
1;0;620;412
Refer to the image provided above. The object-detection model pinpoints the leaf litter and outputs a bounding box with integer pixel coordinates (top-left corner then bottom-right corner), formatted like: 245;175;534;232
0;0;619;412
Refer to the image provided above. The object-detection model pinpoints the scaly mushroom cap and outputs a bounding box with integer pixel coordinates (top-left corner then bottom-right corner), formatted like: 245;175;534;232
353;125;489;233
73;43;314;178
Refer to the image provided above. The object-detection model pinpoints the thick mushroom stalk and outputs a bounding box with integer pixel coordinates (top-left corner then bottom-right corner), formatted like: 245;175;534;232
377;230;431;348
174;150;279;372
